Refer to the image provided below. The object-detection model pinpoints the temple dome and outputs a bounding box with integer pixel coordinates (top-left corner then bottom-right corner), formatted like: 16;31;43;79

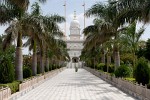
70;11;80;29
70;19;80;29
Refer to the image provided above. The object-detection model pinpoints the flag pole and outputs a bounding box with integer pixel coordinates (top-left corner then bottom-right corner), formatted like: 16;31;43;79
82;1;85;39
63;0;66;40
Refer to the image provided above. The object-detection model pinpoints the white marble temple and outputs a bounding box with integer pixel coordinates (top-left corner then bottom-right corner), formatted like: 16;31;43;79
65;11;84;68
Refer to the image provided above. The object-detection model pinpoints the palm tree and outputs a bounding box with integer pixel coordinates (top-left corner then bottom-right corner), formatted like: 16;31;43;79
0;3;23;24
3;10;52;80
117;0;150;23
0;0;47;26
51;41;70;68
44;34;65;71
85;2;126;69
120;22;145;67
23;2;65;74
0;0;47;10
38;15;65;73
3;16;33;80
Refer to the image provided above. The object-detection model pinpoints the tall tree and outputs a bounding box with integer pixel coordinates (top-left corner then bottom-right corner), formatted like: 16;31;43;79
3;12;48;80
23;2;66;74
117;0;150;23
85;1;126;69
120;22;145;67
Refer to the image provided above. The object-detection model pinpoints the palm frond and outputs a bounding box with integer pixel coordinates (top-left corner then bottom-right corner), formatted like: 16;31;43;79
2;32;14;50
85;2;105;18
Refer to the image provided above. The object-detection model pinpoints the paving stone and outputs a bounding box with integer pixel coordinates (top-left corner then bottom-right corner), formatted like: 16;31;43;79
16;69;137;100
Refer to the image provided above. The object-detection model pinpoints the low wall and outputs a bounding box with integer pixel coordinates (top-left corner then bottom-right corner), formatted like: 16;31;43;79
0;87;11;100
84;67;150;100
8;67;66;100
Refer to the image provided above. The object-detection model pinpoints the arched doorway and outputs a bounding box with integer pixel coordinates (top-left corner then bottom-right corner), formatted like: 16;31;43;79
72;57;79;63
71;57;80;68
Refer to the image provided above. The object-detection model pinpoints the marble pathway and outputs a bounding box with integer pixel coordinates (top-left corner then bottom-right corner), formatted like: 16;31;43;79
17;69;137;100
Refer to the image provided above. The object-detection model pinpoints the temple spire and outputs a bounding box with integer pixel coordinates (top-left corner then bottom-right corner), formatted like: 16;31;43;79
74;11;76;20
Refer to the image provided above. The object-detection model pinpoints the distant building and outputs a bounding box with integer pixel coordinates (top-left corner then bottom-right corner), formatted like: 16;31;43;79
64;11;84;68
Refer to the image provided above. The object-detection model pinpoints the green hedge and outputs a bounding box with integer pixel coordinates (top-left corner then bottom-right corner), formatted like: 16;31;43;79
97;63;115;73
23;67;32;78
0;59;15;83
0;81;20;94
45;66;48;72
115;65;131;78
0;53;15;83
97;63;105;70
134;57;150;85
108;64;115;73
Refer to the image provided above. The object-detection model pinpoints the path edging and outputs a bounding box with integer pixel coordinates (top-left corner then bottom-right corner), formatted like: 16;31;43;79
9;67;66;100
84;67;150;100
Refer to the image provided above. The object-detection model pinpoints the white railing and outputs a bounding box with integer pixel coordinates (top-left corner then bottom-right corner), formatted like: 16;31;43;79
0;87;11;100
8;67;66;100
84;67;150;100
19;67;65;92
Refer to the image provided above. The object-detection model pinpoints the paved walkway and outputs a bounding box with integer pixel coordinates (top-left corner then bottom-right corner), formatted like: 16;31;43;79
17;69;137;100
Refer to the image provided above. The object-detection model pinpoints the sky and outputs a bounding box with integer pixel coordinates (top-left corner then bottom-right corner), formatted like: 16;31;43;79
0;0;150;54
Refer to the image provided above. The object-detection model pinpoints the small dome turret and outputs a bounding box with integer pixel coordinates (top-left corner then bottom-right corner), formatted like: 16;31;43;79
70;11;80;29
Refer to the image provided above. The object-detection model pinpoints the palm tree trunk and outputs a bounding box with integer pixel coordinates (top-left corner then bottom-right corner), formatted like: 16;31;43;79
101;52;105;64
114;50;120;70
46;57;49;71
133;50;136;68
15;32;23;81
40;51;44;74
45;47;49;71
101;46;105;64
108;55;111;64
32;52;37;76
32;41;37;76
107;52;111;72
114;34;120;70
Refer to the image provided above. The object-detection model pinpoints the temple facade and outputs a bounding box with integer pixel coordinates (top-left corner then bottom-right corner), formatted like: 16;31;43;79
65;11;84;68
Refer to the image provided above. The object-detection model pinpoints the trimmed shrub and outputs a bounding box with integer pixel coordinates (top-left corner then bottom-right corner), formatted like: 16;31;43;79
0;81;20;94
23;67;32;78
49;65;52;71
51;65;55;70
115;65;131;78
120;60;124;65
120;53;135;64
97;63;107;72
45;66;48;72
97;63;105;70
0;56;15;83
134;57;150;85
108;64;115;73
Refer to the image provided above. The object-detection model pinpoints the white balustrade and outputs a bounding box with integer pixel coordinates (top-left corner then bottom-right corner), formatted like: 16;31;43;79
0;87;11;100
84;67;150;100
